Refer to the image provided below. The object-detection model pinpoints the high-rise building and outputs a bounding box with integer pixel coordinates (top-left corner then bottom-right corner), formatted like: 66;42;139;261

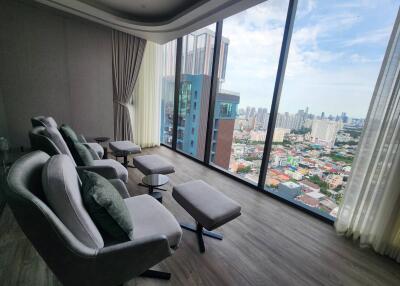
273;128;290;143
211;92;240;168
311;119;340;147
255;107;268;130
275;109;306;131
160;41;178;144
340;112;349;123
160;76;176;145
164;27;240;165
176;74;211;158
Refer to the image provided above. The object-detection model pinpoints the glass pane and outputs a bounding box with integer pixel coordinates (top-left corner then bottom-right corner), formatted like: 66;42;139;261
160;40;177;146
210;0;289;184
177;24;216;159
264;0;398;220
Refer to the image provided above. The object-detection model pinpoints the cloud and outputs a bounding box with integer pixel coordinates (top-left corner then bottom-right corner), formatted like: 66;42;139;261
349;53;382;63
200;0;397;118
344;27;393;47
297;0;316;18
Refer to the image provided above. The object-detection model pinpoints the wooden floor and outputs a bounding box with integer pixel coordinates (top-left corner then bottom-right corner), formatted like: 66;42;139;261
1;146;400;286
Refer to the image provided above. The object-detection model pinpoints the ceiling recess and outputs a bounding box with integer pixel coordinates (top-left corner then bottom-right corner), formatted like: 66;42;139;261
34;0;264;43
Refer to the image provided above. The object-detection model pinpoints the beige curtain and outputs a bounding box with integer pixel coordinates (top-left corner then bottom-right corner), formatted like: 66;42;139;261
131;41;162;148
335;9;400;262
112;30;146;141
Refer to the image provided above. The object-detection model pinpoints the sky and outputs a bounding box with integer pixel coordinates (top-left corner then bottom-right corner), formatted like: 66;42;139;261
220;0;399;118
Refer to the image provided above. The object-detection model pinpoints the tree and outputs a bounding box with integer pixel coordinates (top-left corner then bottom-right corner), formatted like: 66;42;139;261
292;127;311;135
309;175;329;192
237;165;251;174
328;152;353;164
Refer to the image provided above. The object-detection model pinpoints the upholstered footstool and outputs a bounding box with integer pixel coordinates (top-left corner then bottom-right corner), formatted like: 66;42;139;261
172;180;241;253
109;140;141;168
133;154;175;201
132;154;175;176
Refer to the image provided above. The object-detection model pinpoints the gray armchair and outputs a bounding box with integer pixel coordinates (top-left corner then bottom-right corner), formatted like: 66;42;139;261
6;151;182;285
29;126;126;182
31;116;104;158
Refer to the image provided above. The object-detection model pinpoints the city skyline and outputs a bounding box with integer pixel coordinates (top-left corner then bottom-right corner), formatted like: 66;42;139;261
237;106;364;120
220;0;398;118
160;0;397;219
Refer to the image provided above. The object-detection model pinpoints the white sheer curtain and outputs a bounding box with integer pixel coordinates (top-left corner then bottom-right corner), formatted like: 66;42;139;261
335;10;400;262
130;41;162;148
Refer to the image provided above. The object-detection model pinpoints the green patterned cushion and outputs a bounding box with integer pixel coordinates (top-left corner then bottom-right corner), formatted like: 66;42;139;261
74;143;94;166
80;171;133;241
60;124;79;143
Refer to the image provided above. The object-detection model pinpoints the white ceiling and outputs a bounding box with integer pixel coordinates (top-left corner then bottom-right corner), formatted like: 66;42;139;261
80;0;206;23
34;0;265;44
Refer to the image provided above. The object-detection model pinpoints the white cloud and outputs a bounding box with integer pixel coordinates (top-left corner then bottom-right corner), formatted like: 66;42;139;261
213;0;397;117
344;27;392;47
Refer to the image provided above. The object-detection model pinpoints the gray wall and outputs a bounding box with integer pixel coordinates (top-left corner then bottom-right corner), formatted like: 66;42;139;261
0;0;114;148
0;89;8;138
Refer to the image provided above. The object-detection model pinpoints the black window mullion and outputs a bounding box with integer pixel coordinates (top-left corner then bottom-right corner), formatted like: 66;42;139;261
172;37;183;150
258;0;298;188
204;21;223;164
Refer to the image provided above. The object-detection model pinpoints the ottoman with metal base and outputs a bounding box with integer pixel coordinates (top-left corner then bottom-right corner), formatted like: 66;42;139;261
133;154;175;200
172;180;241;253
109;140;141;168
132;154;175;175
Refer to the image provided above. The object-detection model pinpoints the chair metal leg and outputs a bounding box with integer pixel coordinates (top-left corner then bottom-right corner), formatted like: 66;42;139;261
202;228;223;240
180;223;223;240
196;223;206;253
114;154;136;169
140;269;171;280
180;222;223;253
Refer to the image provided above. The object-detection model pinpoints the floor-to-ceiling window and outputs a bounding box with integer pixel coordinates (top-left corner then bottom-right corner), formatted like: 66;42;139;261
209;0;289;184
160;40;177;146
160;0;399;222
176;25;216;160
263;0;399;220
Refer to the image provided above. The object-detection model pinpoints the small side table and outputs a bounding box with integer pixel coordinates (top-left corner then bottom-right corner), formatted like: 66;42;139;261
94;137;110;159
140;174;169;203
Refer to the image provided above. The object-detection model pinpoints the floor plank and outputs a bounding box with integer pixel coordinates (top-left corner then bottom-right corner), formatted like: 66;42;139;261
0;146;399;286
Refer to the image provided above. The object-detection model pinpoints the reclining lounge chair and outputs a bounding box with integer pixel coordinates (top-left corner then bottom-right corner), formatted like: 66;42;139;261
31;116;105;159
6;151;182;286
29;126;128;183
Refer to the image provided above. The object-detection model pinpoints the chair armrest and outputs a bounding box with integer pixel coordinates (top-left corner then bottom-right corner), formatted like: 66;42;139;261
78;134;87;143
94;235;173;284
109;179;130;198
76;165;118;180
83;143;101;160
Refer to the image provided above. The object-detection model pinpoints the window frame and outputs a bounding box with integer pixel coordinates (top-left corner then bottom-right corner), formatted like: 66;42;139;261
163;0;336;223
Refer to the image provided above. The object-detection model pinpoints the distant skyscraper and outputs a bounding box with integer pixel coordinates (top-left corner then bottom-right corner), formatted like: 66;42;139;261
255;107;268;130
275;109;306;131
245;107;251;119
311;119;340;147
340;112;349;123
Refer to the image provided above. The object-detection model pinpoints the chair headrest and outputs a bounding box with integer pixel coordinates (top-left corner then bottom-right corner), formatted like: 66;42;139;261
29;127;61;157
31;116;58;128
41;127;76;165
